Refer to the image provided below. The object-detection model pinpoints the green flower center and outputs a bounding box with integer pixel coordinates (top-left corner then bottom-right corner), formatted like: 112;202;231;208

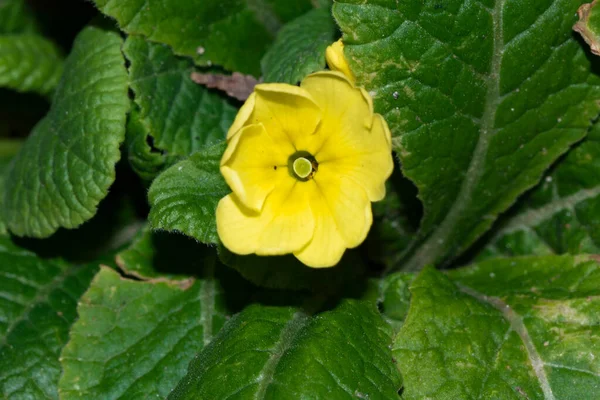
288;151;318;181
293;157;313;179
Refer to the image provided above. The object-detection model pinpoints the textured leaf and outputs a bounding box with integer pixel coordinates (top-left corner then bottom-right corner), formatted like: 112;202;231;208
0;238;98;399
59;259;242;400
0;139;22;234
124;107;166;183
170;300;402;399
0;0;38;34
0;34;63;95
2;27;129;238
219;245;366;292
334;0;600;271
148;141;229;245
378;272;415;334
93;0;315;76
395;257;600;399
479;122;600;259
123;35;237;179
261;7;336;84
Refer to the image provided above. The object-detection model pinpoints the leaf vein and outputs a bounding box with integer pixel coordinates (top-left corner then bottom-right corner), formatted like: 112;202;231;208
458;284;556;400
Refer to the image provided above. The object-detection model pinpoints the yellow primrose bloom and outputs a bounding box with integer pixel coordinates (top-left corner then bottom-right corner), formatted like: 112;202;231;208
216;71;393;268
325;39;355;83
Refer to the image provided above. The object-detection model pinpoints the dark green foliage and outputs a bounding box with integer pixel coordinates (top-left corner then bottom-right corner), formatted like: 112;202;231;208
2;2;600;398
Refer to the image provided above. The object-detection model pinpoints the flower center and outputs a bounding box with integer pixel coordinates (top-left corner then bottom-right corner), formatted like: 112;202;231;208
293;157;313;179
288;151;318;181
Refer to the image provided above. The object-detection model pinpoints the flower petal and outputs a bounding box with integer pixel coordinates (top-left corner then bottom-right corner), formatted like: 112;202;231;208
217;194;264;255
325;39;355;83
294;182;347;268
313;169;373;248
301;70;372;134
302;72;393;201
217;179;315;257
323;114;394;201
227;92;256;139
251;83;322;151
256;180;314;255
221;124;288;212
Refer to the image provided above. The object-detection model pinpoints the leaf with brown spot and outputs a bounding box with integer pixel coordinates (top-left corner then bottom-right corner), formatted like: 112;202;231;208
574;1;600;55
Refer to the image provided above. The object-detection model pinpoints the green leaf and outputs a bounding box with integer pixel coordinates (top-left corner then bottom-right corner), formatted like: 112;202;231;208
0;237;98;399
378;272;415;334
169;299;402;399
124;107;166;183
0;0;39;34
93;0;315;76
148;141;229;245
333;0;600;271
2;26;130;238
395;256;600;399
59;258;241;399
479;121;600;259
0;34;63;95
123;35;237;178
261;7;336;84
0;139;22;235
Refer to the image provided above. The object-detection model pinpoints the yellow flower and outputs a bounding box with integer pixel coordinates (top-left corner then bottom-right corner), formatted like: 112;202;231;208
216;71;393;268
325;39;355;83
